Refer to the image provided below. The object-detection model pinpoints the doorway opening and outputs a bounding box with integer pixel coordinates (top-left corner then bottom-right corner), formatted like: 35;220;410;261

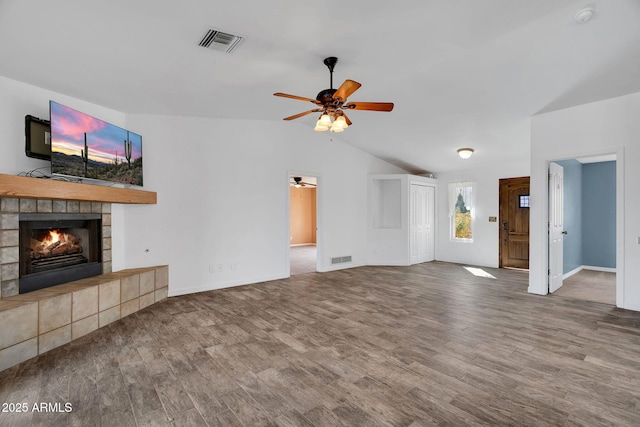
289;174;318;275
547;155;617;305
499;176;530;270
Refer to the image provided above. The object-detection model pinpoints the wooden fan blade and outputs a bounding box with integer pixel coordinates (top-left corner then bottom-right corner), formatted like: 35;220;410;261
333;80;362;102
283;109;321;121
344;102;394;112
274;93;320;104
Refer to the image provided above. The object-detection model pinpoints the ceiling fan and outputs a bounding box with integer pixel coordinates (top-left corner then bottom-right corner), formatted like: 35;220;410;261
290;177;316;188
274;57;394;132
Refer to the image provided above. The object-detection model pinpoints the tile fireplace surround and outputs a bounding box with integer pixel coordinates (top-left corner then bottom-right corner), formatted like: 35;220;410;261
0;197;113;299
0;196;168;372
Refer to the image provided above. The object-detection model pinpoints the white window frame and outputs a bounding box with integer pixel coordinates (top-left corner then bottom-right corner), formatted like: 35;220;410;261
448;181;475;242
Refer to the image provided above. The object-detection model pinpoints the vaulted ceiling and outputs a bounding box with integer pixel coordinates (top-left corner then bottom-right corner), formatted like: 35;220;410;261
1;0;639;173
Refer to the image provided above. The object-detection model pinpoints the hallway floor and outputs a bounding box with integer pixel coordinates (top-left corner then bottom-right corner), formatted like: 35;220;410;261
290;244;316;275
552;269;616;305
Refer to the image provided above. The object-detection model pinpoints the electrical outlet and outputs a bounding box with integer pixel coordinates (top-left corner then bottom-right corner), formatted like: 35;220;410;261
230;263;236;271
209;264;214;273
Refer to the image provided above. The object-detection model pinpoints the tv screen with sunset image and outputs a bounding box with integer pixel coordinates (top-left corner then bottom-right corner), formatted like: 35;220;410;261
50;100;143;186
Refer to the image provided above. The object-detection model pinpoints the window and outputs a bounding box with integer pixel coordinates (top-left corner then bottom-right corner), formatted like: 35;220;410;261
448;182;474;241
519;195;530;208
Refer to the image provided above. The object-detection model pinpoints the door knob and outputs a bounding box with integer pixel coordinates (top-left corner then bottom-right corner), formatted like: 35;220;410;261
562;231;568;235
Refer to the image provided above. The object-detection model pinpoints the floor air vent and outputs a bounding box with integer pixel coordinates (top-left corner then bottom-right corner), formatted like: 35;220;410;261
198;28;243;53
331;256;352;265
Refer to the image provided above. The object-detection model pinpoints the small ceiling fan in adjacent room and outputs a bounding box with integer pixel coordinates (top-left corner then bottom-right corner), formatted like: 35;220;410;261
274;57;394;132
290;177;316;188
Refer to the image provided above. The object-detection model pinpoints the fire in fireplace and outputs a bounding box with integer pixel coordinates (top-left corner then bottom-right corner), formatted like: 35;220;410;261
19;213;102;294
30;229;85;273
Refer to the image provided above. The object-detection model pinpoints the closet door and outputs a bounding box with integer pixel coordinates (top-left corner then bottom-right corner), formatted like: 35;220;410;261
424;185;435;262
410;184;435;264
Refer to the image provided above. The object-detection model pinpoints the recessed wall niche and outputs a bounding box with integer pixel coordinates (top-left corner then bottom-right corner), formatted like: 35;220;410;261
371;178;402;229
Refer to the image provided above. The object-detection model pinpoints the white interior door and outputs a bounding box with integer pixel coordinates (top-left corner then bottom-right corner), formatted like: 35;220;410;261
549;162;564;293
410;184;434;264
425;186;435;262
410;184;422;264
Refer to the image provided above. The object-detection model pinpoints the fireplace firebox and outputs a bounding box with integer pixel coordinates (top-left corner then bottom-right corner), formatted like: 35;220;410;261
19;213;102;294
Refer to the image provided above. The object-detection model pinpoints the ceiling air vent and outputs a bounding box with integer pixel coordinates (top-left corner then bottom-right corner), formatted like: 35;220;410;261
198;28;244;54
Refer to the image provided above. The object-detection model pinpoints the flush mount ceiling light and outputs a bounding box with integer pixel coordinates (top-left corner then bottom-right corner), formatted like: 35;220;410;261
575;7;595;24
457;148;474;159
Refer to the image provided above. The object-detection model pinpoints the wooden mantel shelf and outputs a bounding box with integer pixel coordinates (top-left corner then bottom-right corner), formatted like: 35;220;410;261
0;173;157;204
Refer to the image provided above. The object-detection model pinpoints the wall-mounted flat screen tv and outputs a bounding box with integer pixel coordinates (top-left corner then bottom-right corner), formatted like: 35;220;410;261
50;100;143;186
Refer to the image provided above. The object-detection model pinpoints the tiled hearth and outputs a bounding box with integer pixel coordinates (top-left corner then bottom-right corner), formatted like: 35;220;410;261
0;197;112;299
0;196;169;372
0;265;168;371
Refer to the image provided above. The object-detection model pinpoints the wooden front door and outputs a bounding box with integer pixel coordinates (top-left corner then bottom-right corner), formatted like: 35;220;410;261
499;177;530;269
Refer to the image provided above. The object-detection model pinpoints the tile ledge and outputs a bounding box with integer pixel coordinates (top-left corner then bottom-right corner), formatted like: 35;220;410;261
0;266;168;310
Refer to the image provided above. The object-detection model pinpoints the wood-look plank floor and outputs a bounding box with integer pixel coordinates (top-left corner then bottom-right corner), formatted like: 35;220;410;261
2;261;640;426
553;270;616;305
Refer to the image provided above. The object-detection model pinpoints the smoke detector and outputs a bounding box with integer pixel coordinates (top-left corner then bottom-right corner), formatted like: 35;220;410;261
198;28;244;53
575;7;595;24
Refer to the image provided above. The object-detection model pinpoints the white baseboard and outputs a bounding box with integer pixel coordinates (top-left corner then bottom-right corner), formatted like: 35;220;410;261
622;302;640;313
367;261;411;267
168;272;288;297
528;286;548;295
562;265;616;281
168;261;368;296
563;266;583;280
319;261;366;272
582;265;616;273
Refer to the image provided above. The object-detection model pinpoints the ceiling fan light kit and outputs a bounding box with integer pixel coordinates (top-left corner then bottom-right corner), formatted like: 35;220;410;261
316;112;348;133
313;113;332;132
274;57;394;133
457;148;474;159
291;177;316;188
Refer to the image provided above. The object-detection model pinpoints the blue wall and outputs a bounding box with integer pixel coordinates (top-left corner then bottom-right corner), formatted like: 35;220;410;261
555;160;616;273
556;160;582;273
582;161;616;268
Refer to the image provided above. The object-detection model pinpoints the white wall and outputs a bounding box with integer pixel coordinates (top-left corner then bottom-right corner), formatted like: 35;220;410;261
0;76;127;175
0;75;406;297
367;174;437;266
120;115;405;295
530;91;640;311
0;75;128;272
436;162;529;268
